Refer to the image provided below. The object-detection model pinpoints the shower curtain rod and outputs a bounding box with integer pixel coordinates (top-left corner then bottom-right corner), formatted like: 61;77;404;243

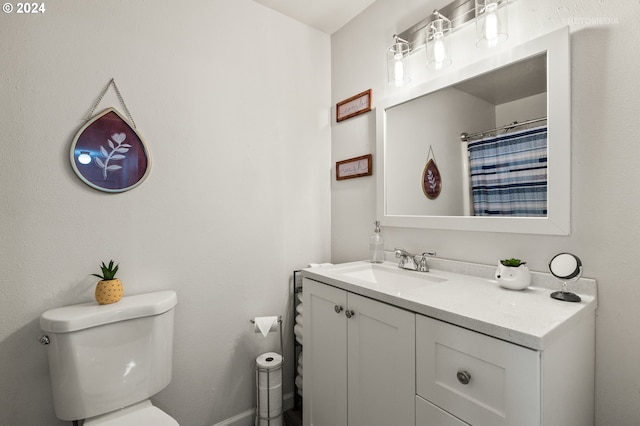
460;117;547;142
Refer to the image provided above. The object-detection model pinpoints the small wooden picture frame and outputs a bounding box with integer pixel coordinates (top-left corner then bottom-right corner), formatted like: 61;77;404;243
336;154;372;180
336;89;372;122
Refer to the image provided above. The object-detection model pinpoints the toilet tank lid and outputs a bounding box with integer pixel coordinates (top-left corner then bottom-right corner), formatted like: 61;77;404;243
40;290;177;333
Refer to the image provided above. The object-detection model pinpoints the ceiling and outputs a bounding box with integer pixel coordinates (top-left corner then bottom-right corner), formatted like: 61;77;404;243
251;0;376;34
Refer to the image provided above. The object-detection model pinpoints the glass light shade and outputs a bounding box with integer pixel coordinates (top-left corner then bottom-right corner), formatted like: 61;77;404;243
387;37;411;87
476;0;508;48
426;14;452;71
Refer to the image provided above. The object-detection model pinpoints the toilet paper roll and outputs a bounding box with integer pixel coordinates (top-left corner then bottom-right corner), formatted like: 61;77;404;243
256;352;282;369
295;314;303;326
257;385;282;415
297;352;303;366
295;304;303;315
296;292;303;303
253;316;279;337
256;352;283;390
297;364;303;376
256;352;283;424
257;368;283;388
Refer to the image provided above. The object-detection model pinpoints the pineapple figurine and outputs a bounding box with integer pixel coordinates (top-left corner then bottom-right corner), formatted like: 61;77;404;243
92;260;123;305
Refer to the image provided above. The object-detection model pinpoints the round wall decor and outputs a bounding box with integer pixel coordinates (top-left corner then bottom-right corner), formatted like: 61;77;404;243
70;107;151;193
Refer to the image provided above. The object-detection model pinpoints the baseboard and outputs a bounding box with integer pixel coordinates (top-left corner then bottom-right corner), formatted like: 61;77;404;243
211;392;295;426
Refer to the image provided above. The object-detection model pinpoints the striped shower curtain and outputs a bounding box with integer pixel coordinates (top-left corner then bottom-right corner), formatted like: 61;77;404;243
467;126;548;216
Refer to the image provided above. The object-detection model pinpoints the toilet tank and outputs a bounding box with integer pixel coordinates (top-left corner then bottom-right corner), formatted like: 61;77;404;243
40;290;177;421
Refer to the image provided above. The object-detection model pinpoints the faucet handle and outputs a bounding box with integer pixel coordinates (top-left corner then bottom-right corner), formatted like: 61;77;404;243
394;248;411;258
416;252;435;272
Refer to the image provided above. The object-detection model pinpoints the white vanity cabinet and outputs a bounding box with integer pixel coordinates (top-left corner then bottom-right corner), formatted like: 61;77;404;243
302;261;596;426
302;278;415;426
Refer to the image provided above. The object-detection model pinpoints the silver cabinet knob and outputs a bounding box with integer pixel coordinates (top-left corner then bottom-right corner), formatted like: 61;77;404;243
38;335;50;345
334;305;344;314
345;310;355;318
456;370;471;385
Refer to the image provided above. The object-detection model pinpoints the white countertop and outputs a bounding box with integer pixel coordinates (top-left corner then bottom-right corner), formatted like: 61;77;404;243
301;260;597;350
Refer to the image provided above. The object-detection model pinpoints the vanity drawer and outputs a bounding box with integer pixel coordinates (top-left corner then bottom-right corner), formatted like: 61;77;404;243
416;315;541;426
416;395;470;426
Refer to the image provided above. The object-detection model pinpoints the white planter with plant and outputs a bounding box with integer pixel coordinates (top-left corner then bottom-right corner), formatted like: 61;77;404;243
495;258;531;290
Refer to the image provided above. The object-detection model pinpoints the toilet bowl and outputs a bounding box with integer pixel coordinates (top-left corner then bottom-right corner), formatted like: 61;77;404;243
40;291;179;425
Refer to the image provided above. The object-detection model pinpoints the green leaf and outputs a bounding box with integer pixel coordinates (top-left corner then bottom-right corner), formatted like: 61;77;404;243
500;258;526;267
95;260;119;280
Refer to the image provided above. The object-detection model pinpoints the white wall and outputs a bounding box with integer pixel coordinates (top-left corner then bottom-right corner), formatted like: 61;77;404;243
331;1;640;425
0;1;331;425
495;92;547;126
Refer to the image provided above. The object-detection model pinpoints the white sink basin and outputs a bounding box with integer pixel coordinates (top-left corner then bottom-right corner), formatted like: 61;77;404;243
331;263;446;296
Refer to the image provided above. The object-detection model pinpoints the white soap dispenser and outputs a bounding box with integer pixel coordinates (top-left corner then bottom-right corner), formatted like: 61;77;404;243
369;220;384;263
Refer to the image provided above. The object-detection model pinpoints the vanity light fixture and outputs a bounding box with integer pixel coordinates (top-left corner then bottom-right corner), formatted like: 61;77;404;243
387;35;411;86
386;0;509;81
426;11;452;71
475;0;508;48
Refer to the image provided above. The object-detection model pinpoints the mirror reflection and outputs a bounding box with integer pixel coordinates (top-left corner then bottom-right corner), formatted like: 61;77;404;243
385;53;547;217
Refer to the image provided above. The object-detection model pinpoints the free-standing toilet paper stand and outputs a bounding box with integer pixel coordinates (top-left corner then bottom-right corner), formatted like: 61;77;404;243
251;316;284;426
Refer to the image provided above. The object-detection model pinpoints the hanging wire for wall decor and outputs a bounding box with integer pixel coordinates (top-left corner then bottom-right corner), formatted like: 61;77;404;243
70;78;151;193
422;146;442;199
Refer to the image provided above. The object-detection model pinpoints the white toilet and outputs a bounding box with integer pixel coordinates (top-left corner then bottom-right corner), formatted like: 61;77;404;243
40;290;179;425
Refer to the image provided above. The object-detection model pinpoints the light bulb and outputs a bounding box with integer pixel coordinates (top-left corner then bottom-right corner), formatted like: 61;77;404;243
484;2;499;47
433;32;447;68
393;53;405;83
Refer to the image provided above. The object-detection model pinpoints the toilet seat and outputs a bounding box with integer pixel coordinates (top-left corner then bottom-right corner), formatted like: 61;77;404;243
83;400;178;426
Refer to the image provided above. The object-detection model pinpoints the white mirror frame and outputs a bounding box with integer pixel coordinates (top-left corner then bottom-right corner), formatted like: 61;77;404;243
376;27;571;235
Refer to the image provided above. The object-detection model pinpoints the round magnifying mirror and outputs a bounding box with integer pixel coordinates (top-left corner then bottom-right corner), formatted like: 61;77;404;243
548;253;582;302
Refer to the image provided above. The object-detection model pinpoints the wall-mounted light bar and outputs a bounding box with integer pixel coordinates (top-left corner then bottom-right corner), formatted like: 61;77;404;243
386;0;509;86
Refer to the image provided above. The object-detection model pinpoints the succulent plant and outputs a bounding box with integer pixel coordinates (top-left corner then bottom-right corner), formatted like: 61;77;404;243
500;258;526;267
91;260;119;280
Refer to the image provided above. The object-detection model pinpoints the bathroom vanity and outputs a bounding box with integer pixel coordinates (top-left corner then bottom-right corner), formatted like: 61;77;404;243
301;259;596;426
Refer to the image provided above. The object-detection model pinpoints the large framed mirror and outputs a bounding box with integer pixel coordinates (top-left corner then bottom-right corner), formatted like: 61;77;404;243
376;27;570;235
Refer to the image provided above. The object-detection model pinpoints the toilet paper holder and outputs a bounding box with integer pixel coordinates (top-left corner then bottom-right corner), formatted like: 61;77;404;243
250;316;283;362
252;316;284;426
255;352;284;426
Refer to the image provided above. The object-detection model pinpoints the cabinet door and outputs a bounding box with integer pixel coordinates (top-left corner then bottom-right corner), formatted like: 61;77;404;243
303;279;348;426
347;293;415;426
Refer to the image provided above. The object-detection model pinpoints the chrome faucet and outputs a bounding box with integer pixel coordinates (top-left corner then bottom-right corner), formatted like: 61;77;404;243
394;248;417;270
394;248;436;272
